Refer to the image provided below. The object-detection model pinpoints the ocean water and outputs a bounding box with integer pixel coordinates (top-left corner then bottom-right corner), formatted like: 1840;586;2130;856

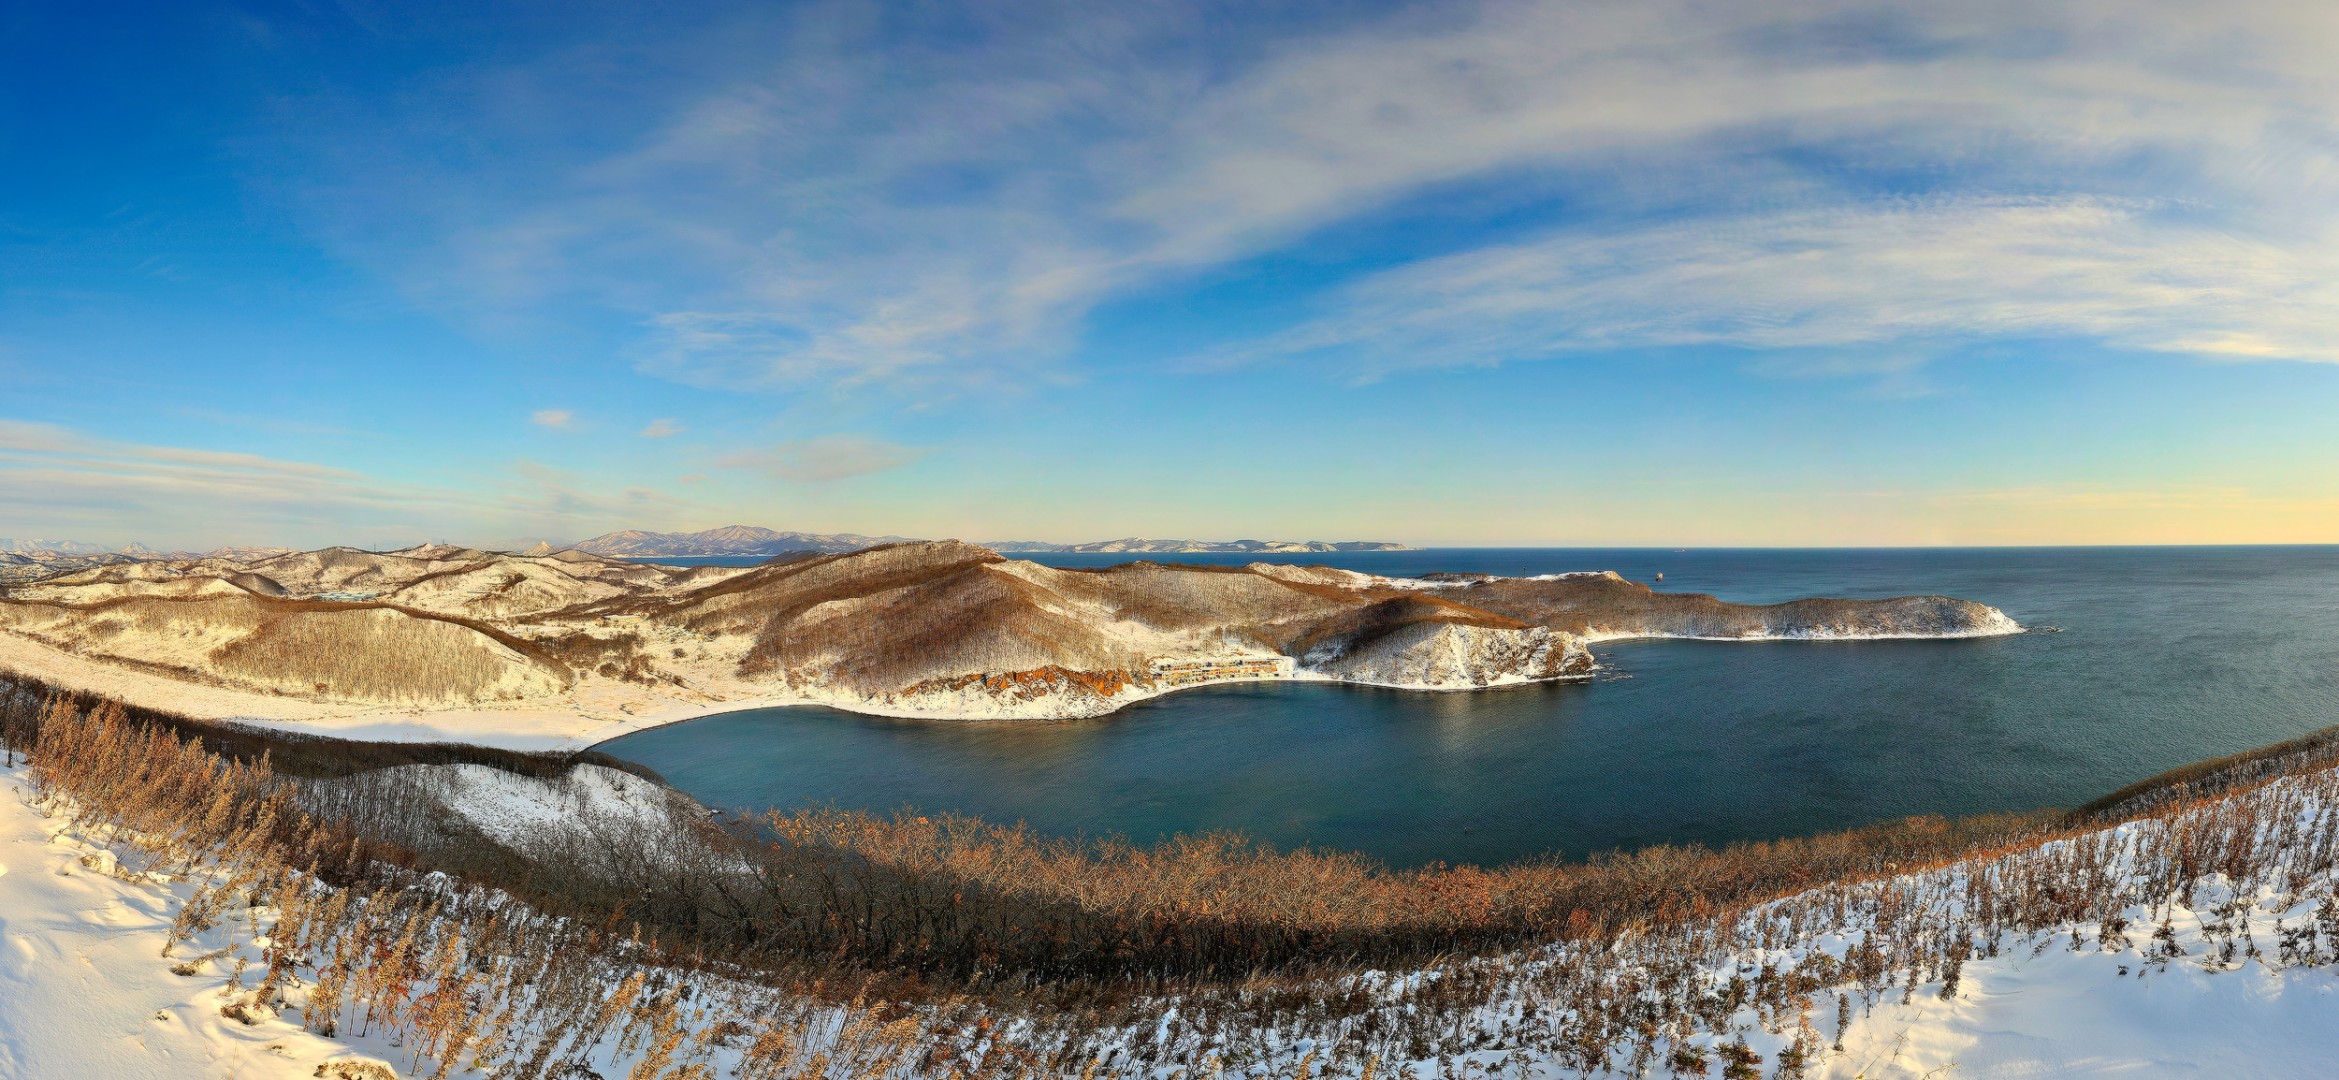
601;547;2339;868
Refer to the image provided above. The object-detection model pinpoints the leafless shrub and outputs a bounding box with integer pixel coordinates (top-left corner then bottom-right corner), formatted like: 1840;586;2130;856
15;680;2339;1078
212;606;559;702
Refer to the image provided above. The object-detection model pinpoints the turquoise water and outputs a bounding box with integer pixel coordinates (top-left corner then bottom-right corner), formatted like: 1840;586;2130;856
601;548;2339;868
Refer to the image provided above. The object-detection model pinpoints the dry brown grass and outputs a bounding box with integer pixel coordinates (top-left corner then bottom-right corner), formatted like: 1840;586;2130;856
1459;575;2004;637
11;682;2339;1078
1043;561;1353;632
752;567;1151;692
1279;595;1529;661
718;803;2049;984
0;593;568;705
212;607;562;702
12;694;982;1080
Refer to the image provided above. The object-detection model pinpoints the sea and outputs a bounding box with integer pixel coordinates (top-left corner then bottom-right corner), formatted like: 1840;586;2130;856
598;547;2339;868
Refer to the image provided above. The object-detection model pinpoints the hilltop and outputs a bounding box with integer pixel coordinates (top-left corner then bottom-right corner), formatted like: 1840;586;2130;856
0;540;300;585
986;537;1414;553
0;540;2017;738
556;525;1415;558
0;528;1416;577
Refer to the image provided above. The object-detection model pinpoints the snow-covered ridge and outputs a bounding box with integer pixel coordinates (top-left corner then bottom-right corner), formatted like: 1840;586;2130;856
1301;622;1593;689
1578;605;2027;642
13;735;2339;1077
328;763;684;853
1285;758;2339;1079
2;541;2022;734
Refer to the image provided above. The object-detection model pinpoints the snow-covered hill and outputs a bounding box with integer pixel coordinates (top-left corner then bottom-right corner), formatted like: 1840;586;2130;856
987;537;1414;553
0;541;2020;731
8;741;2339;1077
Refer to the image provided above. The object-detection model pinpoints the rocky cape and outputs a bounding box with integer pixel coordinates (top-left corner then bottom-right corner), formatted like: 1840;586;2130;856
0;541;2019;727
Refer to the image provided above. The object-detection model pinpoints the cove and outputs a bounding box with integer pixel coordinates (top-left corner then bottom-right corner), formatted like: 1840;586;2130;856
599;547;2339;868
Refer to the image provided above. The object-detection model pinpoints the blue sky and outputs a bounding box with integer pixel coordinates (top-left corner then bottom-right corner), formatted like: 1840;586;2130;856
4;0;2338;549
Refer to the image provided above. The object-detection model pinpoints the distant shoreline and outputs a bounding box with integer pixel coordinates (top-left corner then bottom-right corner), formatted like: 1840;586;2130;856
5;616;2025;755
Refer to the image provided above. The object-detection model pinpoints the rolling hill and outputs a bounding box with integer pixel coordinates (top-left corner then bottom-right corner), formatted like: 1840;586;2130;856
0;540;2019;723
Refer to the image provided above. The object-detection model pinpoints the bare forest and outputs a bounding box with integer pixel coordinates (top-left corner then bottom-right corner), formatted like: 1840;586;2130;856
8;677;2339;1078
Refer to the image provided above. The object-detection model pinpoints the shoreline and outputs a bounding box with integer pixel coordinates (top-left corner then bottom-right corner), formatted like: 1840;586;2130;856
1;620;2024;753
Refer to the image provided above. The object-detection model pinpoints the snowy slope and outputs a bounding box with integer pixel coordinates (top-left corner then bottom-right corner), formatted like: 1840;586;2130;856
7;754;2339;1077
1820;936;2339;1077
356;762;683;853
0;765;387;1079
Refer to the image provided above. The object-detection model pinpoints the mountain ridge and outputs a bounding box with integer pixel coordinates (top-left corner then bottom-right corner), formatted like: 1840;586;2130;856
1;528;1416;567
0;539;2018;724
562;526;1414;557
563;525;908;558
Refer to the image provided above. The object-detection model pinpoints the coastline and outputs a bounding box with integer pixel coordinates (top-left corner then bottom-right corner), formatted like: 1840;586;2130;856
3;615;2025;753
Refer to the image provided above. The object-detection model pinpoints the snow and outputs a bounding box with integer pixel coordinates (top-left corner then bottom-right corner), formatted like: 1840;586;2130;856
7;749;2339;1076
1574;609;2028;644
4;547;2025;744
1820;936;2339;1077
348;762;684;853
0;598;2009;751
0;764;384;1079
1299;621;1591;689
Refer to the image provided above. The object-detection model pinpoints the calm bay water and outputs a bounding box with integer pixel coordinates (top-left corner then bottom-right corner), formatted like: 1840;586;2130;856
601;547;2339;868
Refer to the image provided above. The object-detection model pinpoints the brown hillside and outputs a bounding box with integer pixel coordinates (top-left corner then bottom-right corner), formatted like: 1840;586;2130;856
0;593;565;705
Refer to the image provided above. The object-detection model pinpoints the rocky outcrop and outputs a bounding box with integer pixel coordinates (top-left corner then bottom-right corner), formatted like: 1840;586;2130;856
1423;573;2024;641
1303;622;1593;688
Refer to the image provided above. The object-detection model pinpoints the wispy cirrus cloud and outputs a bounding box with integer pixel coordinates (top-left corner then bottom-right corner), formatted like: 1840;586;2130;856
285;0;2339;389
1221;195;2339;375
0;420;697;548
530;408;576;429
716;435;926;483
638;418;686;438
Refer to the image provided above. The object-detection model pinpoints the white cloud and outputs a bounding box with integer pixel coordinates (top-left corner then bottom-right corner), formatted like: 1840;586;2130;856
639;418;686;438
531;409;576;429
1225;195;2339;373
716;435;926;483
292;0;2339;386
0;420;696;549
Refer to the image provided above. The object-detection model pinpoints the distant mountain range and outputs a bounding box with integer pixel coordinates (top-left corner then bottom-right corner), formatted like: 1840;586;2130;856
0;538;114;558
0;540;303;584
3;527;1413;576
557;526;917;558
1;538;293;561
556;526;1414;558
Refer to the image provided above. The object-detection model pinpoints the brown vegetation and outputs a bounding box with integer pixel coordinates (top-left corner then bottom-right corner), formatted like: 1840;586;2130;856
12;695;965;1079
211;606;562;702
0;593;567;704
538;630;664;684
903;666;1154;703
1456;573;2008;638
7;541;2018;717
719;803;2047;984
11;672;2339;1077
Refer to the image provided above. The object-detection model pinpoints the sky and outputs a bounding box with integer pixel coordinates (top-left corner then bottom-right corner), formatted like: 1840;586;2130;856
4;0;2338;550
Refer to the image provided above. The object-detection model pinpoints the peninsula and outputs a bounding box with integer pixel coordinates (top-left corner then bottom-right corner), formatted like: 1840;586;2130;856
0;541;2018;743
